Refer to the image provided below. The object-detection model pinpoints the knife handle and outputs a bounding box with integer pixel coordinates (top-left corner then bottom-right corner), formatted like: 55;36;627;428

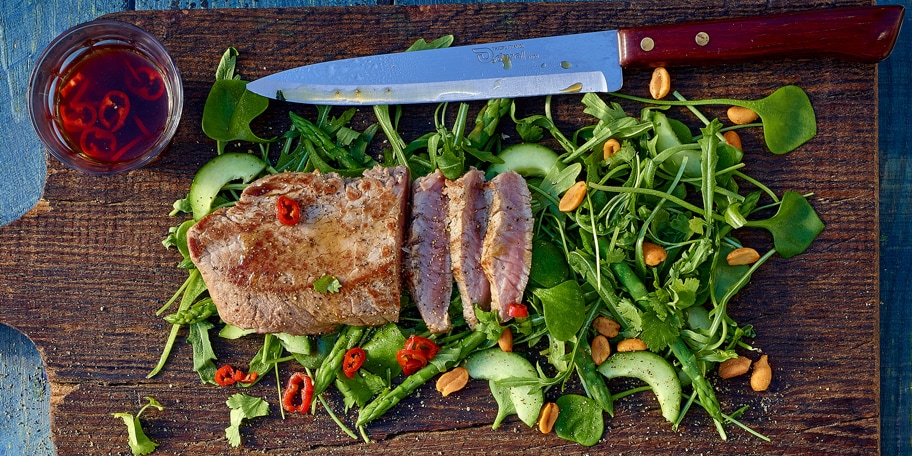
618;5;904;68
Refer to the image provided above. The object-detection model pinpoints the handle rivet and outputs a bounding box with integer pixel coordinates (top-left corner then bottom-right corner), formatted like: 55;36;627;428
640;37;655;52
695;32;710;46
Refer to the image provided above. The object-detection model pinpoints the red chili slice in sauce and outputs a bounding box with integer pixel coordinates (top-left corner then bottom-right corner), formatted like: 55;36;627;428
59;102;97;133
282;372;314;413
276;195;301;226
79;126;117;159
125;62;166;101
98;90;131;132
342;347;366;379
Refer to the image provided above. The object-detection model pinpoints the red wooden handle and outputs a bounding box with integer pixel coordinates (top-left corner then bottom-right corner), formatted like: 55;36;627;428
618;5;905;68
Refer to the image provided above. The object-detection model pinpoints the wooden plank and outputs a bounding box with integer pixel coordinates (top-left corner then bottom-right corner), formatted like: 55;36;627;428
0;1;880;453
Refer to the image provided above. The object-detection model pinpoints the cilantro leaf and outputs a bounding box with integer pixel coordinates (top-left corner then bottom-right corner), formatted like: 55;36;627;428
640;310;680;352
112;397;163;456
225;394;269;447
313;275;342;294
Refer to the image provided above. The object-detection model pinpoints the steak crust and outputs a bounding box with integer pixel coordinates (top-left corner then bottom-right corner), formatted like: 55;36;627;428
187;165;410;335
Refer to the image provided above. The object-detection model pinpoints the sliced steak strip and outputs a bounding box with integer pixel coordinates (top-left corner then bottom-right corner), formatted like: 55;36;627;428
446;168;491;328
481;171;533;323
187;165;410;335
403;170;453;333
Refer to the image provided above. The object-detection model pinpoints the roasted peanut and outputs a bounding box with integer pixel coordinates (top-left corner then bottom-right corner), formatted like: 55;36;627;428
498;327;514;352
591;335;611;365
559;181;588;212
726;247;761;266
592;316;621;338
649;67;671;99
436;366;470;397
538;402;560;434
723;130;742;150
603;138;621;160
616;338;647;352
750;355;772;392
727;106;759;125
718;356;752;379
642;242;668;266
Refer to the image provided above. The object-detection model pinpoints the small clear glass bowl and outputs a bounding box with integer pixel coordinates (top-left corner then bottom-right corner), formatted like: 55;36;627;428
28;20;183;175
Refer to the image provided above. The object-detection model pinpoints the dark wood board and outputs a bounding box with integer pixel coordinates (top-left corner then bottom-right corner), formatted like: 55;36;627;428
0;0;880;453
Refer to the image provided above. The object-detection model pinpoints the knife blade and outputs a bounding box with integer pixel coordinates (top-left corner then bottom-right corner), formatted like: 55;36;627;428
247;5;903;105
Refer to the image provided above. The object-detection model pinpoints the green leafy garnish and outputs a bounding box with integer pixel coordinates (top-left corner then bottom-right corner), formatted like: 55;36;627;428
225;393;269;447
112;397;163;456
313;274;342;294
553;394;604;447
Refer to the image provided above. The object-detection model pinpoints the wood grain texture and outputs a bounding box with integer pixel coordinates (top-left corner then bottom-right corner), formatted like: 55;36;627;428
0;0;883;453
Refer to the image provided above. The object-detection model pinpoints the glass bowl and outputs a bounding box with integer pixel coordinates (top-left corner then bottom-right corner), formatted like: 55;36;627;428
28;19;183;175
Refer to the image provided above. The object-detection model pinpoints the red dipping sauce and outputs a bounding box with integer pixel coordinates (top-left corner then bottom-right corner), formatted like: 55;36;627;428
29;20;182;175
56;46;169;164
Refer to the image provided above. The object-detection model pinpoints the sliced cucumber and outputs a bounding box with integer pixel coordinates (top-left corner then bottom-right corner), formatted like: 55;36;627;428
597;350;682;423
486;143;565;178
465;348;544;428
189;153;267;220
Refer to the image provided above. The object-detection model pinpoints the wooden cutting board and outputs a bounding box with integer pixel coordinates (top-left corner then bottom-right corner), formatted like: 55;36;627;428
1;0;881;453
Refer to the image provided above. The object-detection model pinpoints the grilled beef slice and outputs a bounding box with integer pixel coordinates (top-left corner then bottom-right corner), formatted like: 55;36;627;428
481;171;533;322
403;170;453;333
186;165;410;335
445;168;491;328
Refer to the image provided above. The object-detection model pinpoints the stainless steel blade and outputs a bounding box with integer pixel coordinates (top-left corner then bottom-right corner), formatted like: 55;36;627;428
246;31;622;105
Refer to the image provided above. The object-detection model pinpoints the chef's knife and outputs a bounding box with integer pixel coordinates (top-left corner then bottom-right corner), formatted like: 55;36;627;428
247;5;904;105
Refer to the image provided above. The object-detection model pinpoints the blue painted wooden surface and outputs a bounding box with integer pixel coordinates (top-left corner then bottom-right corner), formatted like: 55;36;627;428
0;0;907;454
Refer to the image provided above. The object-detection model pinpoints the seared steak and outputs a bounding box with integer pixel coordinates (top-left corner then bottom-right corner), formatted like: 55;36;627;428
446;168;491;328
481;171;533;322
186;165;410;335
403;170;453;333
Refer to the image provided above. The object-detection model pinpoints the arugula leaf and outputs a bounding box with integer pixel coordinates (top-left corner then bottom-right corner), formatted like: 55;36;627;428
225;394;269;448
187;320;217;384
112;397;163;456
313;275;342;294
245;334;284;385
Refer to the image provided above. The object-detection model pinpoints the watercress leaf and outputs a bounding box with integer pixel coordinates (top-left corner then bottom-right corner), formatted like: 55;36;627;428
187;320;217;384
275;333;312;355
219;324;256;340
553;394;604;447
225;393;269;448
202;79;271;144
735;85;817;154
533;281;587;342
529;239;570;288
361;323;406;378
292;333;336;370
744;191;825;258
